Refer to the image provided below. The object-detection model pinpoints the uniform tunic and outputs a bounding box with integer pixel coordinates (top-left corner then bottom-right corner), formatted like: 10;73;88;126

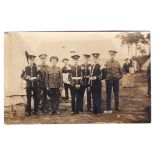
45;66;63;88
38;64;49;88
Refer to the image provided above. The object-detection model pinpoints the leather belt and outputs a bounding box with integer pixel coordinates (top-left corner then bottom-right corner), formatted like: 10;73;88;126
72;77;82;80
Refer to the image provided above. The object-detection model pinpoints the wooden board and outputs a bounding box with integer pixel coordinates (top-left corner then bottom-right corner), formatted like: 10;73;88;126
122;73;135;87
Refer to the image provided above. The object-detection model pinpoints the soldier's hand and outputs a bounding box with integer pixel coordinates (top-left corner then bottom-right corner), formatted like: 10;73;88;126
26;76;30;80
31;77;36;80
59;87;63;91
93;76;96;80
89;77;93;80
87;87;91;91
67;66;71;70
75;84;80;89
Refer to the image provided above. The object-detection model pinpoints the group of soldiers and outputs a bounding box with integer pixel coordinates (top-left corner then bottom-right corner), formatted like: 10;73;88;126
21;50;122;117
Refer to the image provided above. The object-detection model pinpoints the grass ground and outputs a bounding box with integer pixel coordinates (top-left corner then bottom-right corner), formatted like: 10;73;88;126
4;73;151;124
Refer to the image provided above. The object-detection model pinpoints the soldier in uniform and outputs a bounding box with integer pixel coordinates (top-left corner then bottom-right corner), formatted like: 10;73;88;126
81;54;92;112
62;58;71;103
104;50;123;113
69;55;82;115
37;54;49;113
90;53;103;117
45;56;63;115
122;58;130;74
21;54;41;117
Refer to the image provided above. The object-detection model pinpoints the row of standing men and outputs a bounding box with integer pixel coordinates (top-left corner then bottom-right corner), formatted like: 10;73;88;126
21;50;123;117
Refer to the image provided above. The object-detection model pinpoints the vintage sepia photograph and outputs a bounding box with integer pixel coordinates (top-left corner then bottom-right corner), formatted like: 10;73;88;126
4;31;151;124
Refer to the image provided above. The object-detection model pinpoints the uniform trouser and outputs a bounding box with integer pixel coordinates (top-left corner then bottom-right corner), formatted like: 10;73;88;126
106;79;119;110
91;87;102;113
38;87;47;109
64;83;71;100
26;87;39;113
48;88;60;112
80;86;92;111
70;86;82;113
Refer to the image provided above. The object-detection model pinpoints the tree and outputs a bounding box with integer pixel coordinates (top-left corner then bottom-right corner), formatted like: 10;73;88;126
116;32;131;56
137;33;150;56
139;49;147;56
116;32;149;56
131;32;144;56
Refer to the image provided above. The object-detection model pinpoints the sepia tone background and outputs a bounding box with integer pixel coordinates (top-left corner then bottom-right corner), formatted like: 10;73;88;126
4;31;151;123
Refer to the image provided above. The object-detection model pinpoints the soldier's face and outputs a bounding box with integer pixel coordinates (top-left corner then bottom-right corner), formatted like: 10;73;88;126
93;57;98;63
63;60;68;65
125;60;129;63
84;58;89;64
40;58;46;64
110;53;116;60
28;59;35;65
73;59;78;65
51;59;58;66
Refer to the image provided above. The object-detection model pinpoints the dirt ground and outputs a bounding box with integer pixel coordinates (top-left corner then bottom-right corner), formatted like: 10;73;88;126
5;73;151;124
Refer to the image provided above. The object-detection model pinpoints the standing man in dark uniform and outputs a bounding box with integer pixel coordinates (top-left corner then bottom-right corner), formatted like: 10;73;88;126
37;54;49;113
122;58;130;74
69;55;82;115
104;50;123;113
81;54;92;112
45;56;63;115
90;53;102;117
62;58;71;103
21;54;41;117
